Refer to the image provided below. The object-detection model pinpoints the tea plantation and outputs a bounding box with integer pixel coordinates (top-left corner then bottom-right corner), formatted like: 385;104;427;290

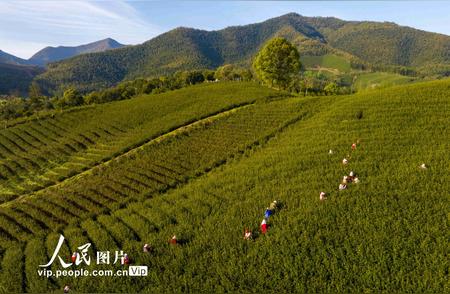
0;80;448;293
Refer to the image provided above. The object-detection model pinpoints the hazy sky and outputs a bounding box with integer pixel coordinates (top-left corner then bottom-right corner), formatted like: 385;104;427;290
1;1;449;59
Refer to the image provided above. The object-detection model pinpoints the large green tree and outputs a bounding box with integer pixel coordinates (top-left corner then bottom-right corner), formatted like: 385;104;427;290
61;87;83;107
253;38;301;90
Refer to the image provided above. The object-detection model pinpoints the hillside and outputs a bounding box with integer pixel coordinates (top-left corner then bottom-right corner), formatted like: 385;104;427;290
0;82;278;201
0;80;448;292
29;38;126;66
354;72;417;90
34;13;450;94
0;63;45;95
0;50;29;66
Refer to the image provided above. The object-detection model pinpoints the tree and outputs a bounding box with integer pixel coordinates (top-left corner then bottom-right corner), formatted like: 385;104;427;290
253;38;301;90
215;64;236;81
61;87;83;107
324;82;339;95
183;71;205;85
28;81;42;100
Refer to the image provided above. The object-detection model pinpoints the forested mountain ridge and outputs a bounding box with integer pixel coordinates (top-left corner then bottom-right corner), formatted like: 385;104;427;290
0;38;125;95
0;63;44;95
34;12;450;94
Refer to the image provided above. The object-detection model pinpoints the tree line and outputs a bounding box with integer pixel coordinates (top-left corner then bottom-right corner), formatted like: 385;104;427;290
0;65;253;121
1;37;357;121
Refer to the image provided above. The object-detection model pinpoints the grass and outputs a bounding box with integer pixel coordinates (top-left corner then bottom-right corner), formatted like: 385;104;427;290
354;72;417;91
0;79;449;293
301;54;351;72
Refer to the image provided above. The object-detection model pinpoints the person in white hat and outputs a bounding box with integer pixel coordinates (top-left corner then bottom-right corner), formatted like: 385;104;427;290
347;171;355;183
169;235;177;245
320;192;327;201
143;243;152;253
243;229;252;240
269;200;278;210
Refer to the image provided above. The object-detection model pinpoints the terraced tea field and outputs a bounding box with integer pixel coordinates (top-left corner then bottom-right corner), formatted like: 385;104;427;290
0;80;448;293
0;82;277;202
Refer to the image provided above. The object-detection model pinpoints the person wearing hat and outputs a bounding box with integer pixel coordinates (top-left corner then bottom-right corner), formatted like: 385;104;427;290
169;235;177;245
261;219;268;234
243;229;252;240
320;192;327;201
269;200;278;210
143;244;152;253
348;171;355;182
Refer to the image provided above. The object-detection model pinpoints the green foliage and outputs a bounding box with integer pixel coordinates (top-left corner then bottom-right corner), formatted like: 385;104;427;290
28;81;42;101
324;82;339;95
354;72;417;91
0;69;448;293
320;21;450;68
61;87;83;107
0;63;44;96
33;13;450;94
0;82;277;199
215;64;252;81
301;54;351;72
0;69;224;121
253;38;301;90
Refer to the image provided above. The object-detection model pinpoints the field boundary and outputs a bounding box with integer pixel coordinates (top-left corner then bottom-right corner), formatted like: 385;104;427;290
1;102;254;207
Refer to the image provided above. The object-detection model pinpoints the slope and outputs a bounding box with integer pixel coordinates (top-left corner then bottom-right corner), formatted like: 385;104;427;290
34;13;450;94
28;38;126;66
0;79;448;292
0;82;278;202
0;50;29;66
0;63;44;95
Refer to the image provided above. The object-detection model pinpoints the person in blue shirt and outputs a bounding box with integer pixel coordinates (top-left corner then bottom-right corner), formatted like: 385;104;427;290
264;207;273;219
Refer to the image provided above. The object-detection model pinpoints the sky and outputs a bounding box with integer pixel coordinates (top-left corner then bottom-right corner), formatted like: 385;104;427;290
1;1;449;59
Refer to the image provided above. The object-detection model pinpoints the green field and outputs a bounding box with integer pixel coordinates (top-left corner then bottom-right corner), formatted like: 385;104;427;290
301;54;351;72
354;72;417;90
0;80;448;293
0;82;277;202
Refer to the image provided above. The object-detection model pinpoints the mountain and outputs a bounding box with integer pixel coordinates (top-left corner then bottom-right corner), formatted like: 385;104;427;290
0;38;125;95
0;50;29;66
305;17;450;67
34;13;450;94
28;38;125;66
0;63;44;95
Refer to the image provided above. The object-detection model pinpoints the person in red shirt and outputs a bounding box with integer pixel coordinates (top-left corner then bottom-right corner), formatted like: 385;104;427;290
261;219;268;234
169;235;177;245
